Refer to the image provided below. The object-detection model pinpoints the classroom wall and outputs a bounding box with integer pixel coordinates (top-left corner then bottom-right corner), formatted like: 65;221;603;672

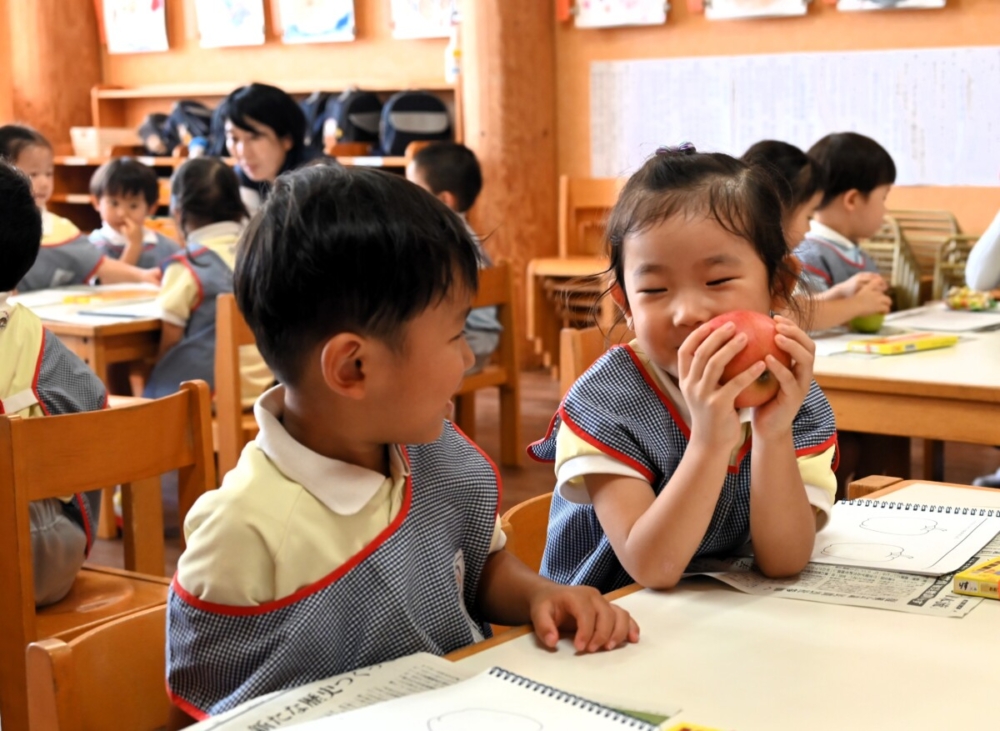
101;0;447;88
555;0;1000;234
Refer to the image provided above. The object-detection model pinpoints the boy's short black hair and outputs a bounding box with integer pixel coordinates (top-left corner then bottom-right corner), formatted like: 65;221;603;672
742;140;825;212
411;142;482;213
808;132;896;209
0;161;43;291
235;165;480;386
89;157;160;207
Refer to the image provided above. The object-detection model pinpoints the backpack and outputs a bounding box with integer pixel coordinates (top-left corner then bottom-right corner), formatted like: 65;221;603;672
300;91;333;151
378;91;452;156
162;100;214;153
205;94;235;158
323;89;383;147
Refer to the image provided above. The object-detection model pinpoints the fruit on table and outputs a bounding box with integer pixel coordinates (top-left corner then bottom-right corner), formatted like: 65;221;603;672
849;313;885;333
946;286;995;311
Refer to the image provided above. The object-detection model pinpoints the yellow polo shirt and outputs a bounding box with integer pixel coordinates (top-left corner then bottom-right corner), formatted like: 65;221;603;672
554;341;838;528
176;385;506;606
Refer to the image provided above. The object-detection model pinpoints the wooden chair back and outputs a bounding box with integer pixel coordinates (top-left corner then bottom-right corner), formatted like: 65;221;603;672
454;262;522;466
559;323;634;397
500;493;553;574
215;294;260;479
26;606;170;731
890;209;960;274
0;381;215;731
558;176;625;258
860;216;922;310
933;234;978;300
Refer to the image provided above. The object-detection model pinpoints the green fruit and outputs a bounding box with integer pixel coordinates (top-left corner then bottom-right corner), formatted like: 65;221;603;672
849;313;885;334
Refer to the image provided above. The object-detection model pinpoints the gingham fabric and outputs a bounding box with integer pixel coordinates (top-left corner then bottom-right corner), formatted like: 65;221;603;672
143;244;231;398
166;422;499;718
529;344;837;594
794;234;881;290
89;229;180;269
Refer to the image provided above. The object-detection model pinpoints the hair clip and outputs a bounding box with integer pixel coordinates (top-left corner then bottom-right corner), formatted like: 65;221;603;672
655;142;697;157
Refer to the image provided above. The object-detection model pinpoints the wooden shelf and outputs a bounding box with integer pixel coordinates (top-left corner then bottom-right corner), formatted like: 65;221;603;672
49;194;93;205
337;156;407;168
54;155;186;168
92;80;454;101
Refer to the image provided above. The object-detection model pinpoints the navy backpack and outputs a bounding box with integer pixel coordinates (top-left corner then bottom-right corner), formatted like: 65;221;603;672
378;91;451;156
324;89;383;146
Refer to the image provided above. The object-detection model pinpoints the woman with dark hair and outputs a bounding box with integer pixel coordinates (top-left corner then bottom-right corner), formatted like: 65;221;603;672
224;83;316;212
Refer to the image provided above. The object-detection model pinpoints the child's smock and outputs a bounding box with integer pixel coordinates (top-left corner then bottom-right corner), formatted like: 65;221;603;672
528;341;838;594
794;221;881;291
88;223;180;269
166;386;503;719
144;221;271;405
17;212;104;292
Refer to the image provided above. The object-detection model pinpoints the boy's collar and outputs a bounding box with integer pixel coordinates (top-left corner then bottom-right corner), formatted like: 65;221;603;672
252;385;410;516
808;220;857;252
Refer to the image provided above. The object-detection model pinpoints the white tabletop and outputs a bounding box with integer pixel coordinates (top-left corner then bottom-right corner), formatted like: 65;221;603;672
456;484;1000;731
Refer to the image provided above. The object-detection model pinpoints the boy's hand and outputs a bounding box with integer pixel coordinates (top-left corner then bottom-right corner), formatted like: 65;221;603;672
139;267;162;286
853;279;892;316
120;217;145;251
529;584;639;653
751;315;814;441
833;272;884;299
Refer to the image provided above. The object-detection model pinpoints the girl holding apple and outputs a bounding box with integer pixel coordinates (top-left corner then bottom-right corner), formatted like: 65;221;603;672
529;146;838;594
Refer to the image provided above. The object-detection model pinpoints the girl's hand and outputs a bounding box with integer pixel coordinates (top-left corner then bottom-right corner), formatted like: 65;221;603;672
678;321;767;452
529;584;639;653
751;315;814;440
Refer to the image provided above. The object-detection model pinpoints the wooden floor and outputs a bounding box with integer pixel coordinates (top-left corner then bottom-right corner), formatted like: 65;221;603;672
88;369;1000;575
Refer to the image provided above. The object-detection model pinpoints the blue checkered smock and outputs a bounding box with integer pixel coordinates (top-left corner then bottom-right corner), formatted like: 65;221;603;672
166;423;499;718
529;344;837;594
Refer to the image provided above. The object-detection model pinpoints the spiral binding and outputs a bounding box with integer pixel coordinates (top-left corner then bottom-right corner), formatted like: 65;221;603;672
844;499;997;517
487;667;657;729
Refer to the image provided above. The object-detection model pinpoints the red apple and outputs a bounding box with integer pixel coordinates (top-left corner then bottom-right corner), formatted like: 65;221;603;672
705;311;792;409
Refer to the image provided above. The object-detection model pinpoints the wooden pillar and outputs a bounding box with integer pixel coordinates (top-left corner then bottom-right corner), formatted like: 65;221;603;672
460;0;558;368
7;0;102;147
0;0;12;122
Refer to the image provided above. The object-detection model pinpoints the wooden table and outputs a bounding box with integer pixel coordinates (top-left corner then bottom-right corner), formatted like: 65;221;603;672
448;480;1000;730
526;255;609;371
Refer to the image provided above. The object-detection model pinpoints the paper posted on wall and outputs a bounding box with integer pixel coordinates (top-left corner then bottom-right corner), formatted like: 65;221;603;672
685;533;1000;619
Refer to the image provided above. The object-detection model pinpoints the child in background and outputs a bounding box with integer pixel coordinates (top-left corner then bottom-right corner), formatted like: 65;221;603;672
743;140;892;331
143;157;271;406
88;157;180;268
0;161;107;606
792;132;893;320
167;166;638;722
795;133;908;494
407;142;502;372
529;146;838;594
0;125;159;292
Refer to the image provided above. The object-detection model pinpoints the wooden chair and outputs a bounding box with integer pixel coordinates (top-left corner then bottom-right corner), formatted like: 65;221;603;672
526;176;624;372
214;294;261;480
889;209;960;275
0;381;215;731
26;605;170;731
932;234;978;300
500;493;553;574
559;323;634;397
860;216;922;310
453;262;522;467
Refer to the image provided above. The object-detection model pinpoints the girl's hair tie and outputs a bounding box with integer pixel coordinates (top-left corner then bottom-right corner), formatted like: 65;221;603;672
655;142;697;157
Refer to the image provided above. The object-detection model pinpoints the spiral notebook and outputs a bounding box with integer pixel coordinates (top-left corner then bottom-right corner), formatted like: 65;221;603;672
810;498;1000;576
294;666;660;730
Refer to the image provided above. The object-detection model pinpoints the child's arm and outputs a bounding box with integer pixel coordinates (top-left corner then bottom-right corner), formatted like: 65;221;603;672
96;257;161;285
588;323;768;589
117;217;146;266
798;278;891;331
158;322;185;357
476;549;639;652
747;316;821;577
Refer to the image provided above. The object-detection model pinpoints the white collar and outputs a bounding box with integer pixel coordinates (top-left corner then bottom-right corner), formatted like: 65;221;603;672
253;385;409;515
633;341;752;425
97;222;159;246
808;220;857;253
41;209;52;236
186;220;244;246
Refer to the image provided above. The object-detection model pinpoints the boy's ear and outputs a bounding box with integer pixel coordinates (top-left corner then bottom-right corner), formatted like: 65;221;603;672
438;190;459;211
842;189;863;211
319;333;368;399
90;195;101;213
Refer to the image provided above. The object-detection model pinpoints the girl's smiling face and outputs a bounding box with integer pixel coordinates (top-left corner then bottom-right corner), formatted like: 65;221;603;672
621;213;774;377
15;144;54;209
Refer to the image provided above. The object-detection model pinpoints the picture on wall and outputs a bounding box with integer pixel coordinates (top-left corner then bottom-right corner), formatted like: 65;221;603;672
390;0;455;40
194;0;265;48
101;0;169;54
277;0;356;43
706;0;808;20
574;0;668;29
837;0;946;10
